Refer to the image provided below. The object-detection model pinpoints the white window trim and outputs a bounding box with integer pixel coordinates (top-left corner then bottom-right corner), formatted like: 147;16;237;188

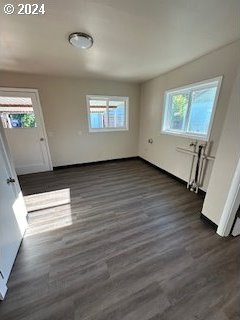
86;95;129;133
161;76;223;141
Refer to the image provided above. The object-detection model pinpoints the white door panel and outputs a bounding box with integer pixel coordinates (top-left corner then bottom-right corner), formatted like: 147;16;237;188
5;128;48;174
0;127;28;300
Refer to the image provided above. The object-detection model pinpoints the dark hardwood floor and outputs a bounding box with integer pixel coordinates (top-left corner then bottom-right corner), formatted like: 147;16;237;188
0;159;239;320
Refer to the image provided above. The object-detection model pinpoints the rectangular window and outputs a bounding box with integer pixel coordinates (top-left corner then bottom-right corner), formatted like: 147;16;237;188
87;96;128;132
161;77;222;140
0;97;37;128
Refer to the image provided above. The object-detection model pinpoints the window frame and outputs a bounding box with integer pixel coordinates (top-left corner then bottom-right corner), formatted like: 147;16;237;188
86;95;129;132
161;76;223;141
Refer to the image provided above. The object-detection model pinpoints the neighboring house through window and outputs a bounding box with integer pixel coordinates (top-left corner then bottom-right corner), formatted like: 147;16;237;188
87;95;129;132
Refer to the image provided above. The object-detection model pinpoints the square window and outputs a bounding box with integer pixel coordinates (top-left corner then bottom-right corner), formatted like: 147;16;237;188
87;96;128;132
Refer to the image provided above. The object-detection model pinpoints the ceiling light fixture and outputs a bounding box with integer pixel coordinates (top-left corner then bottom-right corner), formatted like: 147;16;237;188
69;32;94;49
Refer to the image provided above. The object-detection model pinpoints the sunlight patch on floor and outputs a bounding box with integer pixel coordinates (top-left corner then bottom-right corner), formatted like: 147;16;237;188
24;188;71;212
23;188;73;237
12;191;28;236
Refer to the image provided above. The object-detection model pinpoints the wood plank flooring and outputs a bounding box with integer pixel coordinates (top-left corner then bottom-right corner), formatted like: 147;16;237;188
0;159;239;320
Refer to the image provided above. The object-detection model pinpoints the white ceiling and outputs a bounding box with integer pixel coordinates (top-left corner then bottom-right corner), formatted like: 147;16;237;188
1;0;240;82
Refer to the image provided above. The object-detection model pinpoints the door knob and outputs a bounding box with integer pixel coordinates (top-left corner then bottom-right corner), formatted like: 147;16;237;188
40;137;44;141
7;177;15;184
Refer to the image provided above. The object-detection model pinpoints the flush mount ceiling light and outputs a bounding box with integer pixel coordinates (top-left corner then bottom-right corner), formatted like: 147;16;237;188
69;32;94;49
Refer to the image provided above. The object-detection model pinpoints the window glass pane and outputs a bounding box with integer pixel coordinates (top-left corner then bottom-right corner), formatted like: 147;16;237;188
167;93;189;131
0;97;37;128
162;78;221;139
108;101;126;128
89;99;107;129
187;87;217;135
88;97;127;131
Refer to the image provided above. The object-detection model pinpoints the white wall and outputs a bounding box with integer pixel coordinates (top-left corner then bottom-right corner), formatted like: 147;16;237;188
138;40;240;191
0;73;140;167
202;65;240;225
1;41;239;213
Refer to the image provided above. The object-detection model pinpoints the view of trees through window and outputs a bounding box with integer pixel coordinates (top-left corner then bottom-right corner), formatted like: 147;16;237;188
170;93;189;130
0;112;37;128
9;113;36;128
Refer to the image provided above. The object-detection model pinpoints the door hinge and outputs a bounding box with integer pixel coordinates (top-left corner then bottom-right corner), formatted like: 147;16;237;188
7;177;15;184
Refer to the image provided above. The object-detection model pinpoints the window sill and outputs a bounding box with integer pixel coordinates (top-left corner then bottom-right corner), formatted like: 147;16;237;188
89;128;129;133
161;129;209;141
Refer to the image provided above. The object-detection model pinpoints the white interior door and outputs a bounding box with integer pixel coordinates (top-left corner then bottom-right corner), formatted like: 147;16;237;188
0;125;28;300
0;89;52;175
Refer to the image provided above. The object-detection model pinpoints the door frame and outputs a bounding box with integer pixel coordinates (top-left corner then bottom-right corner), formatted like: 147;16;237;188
217;157;240;237
0;87;53;172
0;124;9;300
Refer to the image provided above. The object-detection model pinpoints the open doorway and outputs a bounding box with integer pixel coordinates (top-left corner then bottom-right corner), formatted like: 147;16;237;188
0;88;52;175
